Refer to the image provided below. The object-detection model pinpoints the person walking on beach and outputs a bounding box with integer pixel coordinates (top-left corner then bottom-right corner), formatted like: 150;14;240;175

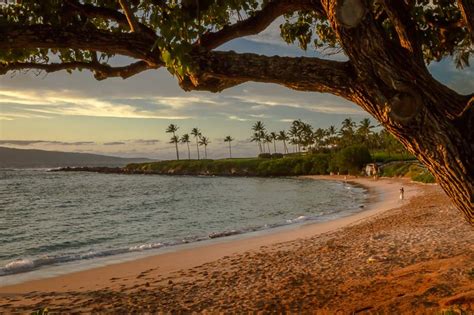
399;187;405;200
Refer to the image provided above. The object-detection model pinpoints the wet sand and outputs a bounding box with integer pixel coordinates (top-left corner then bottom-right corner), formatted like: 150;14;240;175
1;176;472;313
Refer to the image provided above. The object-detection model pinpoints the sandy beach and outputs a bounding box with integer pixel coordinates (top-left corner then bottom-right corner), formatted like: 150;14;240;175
1;176;472;313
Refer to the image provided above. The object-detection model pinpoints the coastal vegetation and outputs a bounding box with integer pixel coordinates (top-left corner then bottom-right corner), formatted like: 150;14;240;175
169;125;214;160
166;118;411;160
125;154;433;183
126;117;432;181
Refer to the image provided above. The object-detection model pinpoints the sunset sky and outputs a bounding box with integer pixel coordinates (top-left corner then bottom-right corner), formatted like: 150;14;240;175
1;21;472;159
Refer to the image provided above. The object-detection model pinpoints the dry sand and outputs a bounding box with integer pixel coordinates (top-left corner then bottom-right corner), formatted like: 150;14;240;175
0;176;472;313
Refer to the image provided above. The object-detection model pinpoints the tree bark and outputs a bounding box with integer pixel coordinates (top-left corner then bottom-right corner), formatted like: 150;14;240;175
320;0;474;224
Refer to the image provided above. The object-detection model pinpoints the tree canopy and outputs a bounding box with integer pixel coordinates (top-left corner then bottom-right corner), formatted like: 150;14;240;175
0;0;472;86
0;0;473;222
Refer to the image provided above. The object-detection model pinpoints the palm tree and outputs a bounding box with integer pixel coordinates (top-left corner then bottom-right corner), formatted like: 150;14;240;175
300;122;314;151
252;121;265;133
289;137;299;153
199;136;210;159
340;118;356;146
288;123;301;152
278;130;289;154
251;121;266;153
313;128;326;150
326;125;337;148
166;124;179;160
270;132;278;153
168;135;180;160
180;134;191;160
224;136;234;158
250;132;262;153
357;118;375;146
191;127;201;159
258;130;267;153
264;133;272;153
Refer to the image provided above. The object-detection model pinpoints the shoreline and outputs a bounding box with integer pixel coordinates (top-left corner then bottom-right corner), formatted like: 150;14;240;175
0;176;367;286
0;176;417;295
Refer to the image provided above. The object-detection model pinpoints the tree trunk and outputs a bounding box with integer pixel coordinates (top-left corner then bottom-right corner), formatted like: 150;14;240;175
195;139;200;160
318;0;474;223
350;84;473;223
229;142;232;158
187;143;191;160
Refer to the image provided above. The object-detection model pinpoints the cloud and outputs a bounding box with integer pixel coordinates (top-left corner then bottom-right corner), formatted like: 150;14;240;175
249;114;268;118
59;141;96;146
0;140;95;146
0;140;49;146
104;141;125;145
103;142;126;146
228;115;250;122
0;90;193;120
132;139;161;145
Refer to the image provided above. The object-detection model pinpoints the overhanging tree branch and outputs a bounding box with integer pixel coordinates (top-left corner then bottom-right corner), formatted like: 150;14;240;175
0;24;161;66
0;60;156;80
198;0;324;50
181;51;354;97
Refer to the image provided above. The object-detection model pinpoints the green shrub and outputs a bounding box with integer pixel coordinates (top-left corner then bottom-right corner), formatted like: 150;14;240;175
258;153;272;159
309;154;330;175
381;162;412;177
333;145;372;175
379;162;436;183
293;163;303;175
411;171;435;183
408;164;436;183
372;151;416;163
271;153;284;159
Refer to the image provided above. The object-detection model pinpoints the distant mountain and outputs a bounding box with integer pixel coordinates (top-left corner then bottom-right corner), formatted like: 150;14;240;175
0;147;154;168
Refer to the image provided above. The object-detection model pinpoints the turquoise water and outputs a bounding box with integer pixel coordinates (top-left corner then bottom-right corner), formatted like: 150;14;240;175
0;169;366;276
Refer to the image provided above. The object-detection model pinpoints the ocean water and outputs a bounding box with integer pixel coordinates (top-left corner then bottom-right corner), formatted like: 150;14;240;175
0;169;367;277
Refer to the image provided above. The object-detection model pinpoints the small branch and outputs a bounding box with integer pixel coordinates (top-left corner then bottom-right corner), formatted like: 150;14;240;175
197;0;324;50
380;0;423;64
64;0;156;38
118;0;141;33
0;60;157;80
457;0;474;41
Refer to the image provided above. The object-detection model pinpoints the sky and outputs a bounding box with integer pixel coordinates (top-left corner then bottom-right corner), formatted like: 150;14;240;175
1;20;473;160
